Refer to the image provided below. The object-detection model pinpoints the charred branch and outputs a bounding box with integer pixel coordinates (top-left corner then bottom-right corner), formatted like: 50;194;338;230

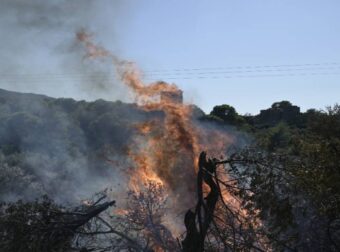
182;151;219;252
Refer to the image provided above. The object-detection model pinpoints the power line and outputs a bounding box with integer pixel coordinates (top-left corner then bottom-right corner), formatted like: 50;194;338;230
1;71;340;83
145;66;340;77
1;62;340;77
0;62;340;83
143;62;340;73
1;66;340;79
145;71;340;80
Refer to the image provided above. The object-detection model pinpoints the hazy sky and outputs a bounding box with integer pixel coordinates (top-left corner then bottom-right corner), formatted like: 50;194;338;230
0;0;339;114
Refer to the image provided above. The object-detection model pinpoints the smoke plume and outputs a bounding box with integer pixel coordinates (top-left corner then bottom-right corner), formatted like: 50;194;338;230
0;0;129;102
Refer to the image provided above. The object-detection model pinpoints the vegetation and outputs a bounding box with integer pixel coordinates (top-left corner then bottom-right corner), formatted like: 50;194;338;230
206;102;340;251
0;88;339;251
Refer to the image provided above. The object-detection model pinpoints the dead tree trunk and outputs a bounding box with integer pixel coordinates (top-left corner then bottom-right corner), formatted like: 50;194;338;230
182;152;219;252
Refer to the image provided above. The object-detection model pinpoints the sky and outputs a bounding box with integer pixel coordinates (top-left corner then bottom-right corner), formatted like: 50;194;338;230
0;0;339;114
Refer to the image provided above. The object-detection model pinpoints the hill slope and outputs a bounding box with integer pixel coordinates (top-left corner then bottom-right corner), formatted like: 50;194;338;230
0;89;170;202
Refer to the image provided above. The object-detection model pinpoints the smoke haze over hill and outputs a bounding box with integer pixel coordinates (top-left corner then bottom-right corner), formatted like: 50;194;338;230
0;0;132;102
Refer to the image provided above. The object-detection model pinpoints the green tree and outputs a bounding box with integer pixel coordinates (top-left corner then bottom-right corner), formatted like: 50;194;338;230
271;100;293;109
210;104;245;125
257;122;291;151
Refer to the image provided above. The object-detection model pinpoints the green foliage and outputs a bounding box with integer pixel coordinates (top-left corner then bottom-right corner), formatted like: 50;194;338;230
257;122;291;151
203;102;340;250
0;89;339;250
271;100;293;109
210;104;245;125
231;104;340;250
292;105;340;219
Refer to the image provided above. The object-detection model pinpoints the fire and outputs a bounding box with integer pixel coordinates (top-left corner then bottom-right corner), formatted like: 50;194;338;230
76;28;232;200
76;30;265;249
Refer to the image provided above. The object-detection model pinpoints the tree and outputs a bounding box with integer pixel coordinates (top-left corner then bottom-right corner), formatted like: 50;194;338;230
271;101;293;109
0;194;124;252
257;122;291;151
181;152;270;252
210;104;245;125
182;152;219;252
123;181;178;251
231;145;340;251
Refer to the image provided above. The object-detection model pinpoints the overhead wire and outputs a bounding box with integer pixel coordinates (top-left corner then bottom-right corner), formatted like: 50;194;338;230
143;62;340;73
1;62;340;76
0;62;340;82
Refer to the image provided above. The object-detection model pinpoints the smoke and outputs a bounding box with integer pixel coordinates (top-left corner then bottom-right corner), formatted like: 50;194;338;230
0;90;122;203
0;0;130;102
0;3;252;239
73;33;253;241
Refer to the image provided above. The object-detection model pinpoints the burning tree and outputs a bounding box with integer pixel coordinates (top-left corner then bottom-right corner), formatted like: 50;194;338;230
0;149;299;252
180;151;270;252
182;152;219;251
124;181;178;251
74;31;268;251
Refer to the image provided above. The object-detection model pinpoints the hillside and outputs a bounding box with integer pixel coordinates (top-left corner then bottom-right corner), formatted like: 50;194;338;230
0;88;170;202
0;89;339;251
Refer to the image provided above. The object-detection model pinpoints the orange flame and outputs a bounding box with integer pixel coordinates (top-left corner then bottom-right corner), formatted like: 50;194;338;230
76;30;263;247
